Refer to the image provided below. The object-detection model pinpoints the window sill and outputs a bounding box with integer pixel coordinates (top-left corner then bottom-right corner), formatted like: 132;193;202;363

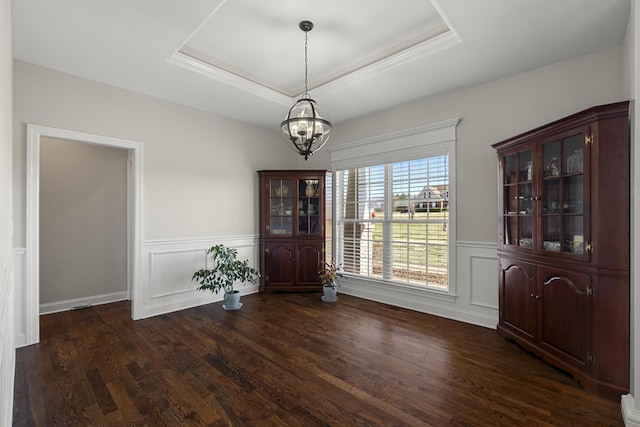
338;274;458;304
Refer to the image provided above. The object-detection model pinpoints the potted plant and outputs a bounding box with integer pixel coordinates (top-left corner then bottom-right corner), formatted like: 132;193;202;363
318;261;342;302
192;244;260;310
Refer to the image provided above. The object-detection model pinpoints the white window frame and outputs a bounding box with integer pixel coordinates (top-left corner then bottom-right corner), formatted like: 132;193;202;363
328;118;459;297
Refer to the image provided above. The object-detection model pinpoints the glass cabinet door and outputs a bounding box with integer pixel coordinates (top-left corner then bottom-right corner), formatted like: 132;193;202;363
502;149;533;249
541;132;587;256
298;178;321;235
269;179;293;235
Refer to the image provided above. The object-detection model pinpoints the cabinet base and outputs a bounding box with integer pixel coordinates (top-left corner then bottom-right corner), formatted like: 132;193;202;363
260;287;322;293
497;325;628;401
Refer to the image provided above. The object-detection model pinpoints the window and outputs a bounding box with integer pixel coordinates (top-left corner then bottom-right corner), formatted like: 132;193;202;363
328;119;458;293
335;155;449;289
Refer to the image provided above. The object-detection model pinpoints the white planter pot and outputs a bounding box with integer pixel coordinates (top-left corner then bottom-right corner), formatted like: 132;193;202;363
224;290;242;310
322;283;338;302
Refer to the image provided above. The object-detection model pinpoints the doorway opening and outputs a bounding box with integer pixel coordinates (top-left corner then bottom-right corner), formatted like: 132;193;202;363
25;124;143;345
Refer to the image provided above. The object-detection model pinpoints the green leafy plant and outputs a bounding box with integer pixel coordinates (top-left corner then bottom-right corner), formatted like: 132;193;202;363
192;244;260;296
318;261;343;287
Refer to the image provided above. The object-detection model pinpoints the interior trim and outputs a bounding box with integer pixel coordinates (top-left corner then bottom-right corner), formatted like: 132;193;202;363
25;124;144;346
168;30;462;103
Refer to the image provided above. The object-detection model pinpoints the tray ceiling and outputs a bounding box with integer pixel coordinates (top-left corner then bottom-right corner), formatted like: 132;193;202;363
11;0;631;129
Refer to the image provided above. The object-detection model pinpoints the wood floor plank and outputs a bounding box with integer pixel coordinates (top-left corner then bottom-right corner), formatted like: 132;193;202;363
14;293;624;426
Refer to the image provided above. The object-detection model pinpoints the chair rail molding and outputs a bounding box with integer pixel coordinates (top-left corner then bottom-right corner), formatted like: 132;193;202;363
140;235;260;319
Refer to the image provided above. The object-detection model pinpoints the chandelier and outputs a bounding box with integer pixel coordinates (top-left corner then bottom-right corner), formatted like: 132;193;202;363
280;20;332;161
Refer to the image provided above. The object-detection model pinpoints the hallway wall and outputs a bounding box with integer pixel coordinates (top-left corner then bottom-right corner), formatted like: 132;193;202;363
39;137;128;312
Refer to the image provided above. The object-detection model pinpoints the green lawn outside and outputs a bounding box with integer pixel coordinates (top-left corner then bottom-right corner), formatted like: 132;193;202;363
339;211;449;288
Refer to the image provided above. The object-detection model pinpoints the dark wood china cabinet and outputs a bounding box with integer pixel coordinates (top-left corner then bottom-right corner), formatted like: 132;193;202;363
258;170;330;292
492;101;630;400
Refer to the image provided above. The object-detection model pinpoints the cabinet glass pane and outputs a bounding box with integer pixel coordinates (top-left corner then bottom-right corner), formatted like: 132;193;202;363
563;134;584;174
543;140;561;178
518;217;533;248
543;179;560;213
505;216;517;245
298;179;321;235
505;185;517;214
502;149;533;248
541;134;586;256
504;154;516;184
563;216;584;254
270;179;292;198
299;179;320;198
517;183;533;214
519;151;532;182
270;198;293;216
543;216;561;251
270;217;292;235
298;216;321;234
269;179;293;235
562;176;583;214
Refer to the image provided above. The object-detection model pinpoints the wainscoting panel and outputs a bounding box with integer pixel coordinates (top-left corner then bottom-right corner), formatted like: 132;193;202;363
1;261;15;426
457;242;499;310
140;235;259;319
12;248;26;348
14;239;493;342
339;241;498;329
149;249;208;298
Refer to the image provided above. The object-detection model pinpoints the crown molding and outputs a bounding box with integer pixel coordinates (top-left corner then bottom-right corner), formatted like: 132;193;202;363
167;51;295;106
313;30;462;98
168;29;462;106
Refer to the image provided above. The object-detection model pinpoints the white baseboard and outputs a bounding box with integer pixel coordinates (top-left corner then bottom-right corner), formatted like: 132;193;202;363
14;332;26;349
39;291;129;315
339;281;497;329
622;394;640;426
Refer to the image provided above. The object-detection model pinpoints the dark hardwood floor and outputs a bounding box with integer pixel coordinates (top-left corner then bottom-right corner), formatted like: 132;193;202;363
13;293;623;426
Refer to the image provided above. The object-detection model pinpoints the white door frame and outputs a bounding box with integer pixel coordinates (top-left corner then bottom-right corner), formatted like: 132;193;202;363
25;124;143;345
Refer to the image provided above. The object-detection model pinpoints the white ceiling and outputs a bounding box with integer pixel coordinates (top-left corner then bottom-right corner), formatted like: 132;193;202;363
11;0;631;131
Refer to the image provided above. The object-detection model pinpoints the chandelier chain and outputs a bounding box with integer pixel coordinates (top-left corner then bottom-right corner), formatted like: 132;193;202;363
304;30;309;97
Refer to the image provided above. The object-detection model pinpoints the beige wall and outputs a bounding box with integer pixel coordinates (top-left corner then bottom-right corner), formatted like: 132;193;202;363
16;47;625;247
0;2;12;269
13;60;293;246
39;137;128;305
310;46;626;243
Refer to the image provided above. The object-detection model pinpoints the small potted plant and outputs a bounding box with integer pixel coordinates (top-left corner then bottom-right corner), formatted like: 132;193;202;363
192;244;260;310
318;261;342;302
